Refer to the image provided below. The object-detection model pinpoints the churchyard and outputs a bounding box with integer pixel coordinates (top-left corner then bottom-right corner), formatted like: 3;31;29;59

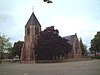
0;59;100;75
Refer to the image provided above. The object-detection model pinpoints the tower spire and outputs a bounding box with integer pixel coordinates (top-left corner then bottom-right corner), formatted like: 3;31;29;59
26;6;41;26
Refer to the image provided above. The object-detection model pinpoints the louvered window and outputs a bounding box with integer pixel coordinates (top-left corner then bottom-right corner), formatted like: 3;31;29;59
35;27;39;35
27;27;30;35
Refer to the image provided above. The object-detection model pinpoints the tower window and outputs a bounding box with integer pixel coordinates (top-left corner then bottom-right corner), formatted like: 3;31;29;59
35;27;39;35
27;27;30;35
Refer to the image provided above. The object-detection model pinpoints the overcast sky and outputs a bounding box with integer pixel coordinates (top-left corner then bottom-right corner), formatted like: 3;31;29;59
0;0;100;48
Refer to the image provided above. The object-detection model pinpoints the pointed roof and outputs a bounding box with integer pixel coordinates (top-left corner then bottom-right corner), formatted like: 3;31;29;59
26;12;41;26
64;34;77;45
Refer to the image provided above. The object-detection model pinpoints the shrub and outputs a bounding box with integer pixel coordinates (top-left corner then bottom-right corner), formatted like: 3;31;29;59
96;56;100;59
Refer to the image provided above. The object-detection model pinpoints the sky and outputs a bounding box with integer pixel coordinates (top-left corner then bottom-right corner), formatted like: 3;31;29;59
0;0;100;48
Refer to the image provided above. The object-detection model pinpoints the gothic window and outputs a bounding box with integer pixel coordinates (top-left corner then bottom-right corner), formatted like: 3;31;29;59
35;27;39;35
27;27;30;35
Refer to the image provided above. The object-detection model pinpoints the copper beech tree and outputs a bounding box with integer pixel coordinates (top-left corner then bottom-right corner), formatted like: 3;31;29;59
35;26;71;60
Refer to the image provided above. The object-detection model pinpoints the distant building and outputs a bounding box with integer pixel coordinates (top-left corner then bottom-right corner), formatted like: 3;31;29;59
21;11;81;62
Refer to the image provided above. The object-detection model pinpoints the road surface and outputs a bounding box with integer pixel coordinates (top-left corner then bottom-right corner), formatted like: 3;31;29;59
0;59;100;75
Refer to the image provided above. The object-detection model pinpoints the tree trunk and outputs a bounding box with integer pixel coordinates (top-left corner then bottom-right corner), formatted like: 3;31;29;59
19;55;20;61
0;59;1;64
0;53;1;63
94;50;96;57
0;52;3;64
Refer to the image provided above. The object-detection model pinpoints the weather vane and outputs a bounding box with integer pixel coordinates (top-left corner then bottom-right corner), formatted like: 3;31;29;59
32;6;34;12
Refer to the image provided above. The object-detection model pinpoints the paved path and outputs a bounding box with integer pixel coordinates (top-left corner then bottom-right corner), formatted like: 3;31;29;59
0;59;100;75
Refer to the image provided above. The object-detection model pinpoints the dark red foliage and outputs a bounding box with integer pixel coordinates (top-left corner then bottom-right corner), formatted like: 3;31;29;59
35;26;71;60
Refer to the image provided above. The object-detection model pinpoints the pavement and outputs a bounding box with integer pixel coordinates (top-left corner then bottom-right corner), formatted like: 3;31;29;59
0;59;100;75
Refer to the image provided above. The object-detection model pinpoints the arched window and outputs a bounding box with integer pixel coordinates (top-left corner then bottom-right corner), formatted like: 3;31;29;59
27;27;30;35
35;27;39;35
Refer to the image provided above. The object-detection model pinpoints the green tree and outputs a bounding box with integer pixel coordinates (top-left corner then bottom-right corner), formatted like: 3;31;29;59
0;33;12;63
80;38;87;56
35;26;71;61
7;47;14;59
12;41;24;60
90;32;100;57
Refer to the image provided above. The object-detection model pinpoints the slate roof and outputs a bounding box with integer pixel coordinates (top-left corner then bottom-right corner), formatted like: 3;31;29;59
26;12;41;26
64;34;76;45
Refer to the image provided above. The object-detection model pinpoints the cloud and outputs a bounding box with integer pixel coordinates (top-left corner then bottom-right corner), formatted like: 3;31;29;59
0;0;100;48
50;15;100;48
51;16;85;35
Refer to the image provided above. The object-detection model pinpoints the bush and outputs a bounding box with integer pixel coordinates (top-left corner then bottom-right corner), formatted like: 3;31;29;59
96;56;100;59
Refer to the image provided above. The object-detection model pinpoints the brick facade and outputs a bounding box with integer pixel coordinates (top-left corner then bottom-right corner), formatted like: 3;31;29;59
21;12;41;62
64;34;81;59
21;12;81;62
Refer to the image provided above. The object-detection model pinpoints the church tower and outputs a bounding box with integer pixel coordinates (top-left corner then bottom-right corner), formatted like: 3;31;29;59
21;11;41;62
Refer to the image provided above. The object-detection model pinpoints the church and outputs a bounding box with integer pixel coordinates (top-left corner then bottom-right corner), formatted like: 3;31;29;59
21;11;81;62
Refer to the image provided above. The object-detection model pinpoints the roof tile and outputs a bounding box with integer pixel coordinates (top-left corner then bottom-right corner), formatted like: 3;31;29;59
26;12;41;26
